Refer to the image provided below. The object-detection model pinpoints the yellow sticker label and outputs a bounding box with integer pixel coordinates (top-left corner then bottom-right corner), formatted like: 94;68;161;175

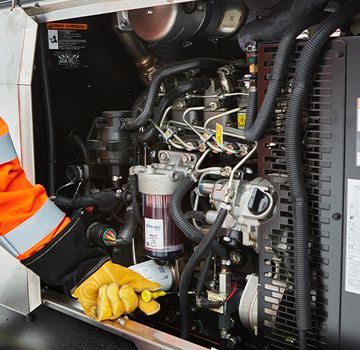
216;123;223;146
238;114;247;128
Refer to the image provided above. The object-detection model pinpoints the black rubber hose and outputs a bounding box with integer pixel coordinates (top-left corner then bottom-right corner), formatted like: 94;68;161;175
121;58;228;131
131;89;149;120
238;0;329;50
39;24;56;196
179;208;228;339
132;78;209;144
244;88;258;139
117;209;137;245
244;14;328;142
195;250;213;296
70;132;89;164
53;191;123;209
285;1;360;348
128;175;143;226
169;177;226;258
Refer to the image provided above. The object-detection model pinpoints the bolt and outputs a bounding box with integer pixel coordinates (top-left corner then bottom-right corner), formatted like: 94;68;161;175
209;101;218;110
182;154;192;164
227;337;238;349
159;152;169;162
222;166;232;176
198;143;207;153
120;20;129;29
230;251;242;265
175;101;185;109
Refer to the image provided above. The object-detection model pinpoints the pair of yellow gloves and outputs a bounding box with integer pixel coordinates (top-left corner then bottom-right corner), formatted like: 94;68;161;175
72;261;162;321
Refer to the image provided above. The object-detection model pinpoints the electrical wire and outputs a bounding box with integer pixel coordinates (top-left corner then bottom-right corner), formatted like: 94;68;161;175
225;283;237;302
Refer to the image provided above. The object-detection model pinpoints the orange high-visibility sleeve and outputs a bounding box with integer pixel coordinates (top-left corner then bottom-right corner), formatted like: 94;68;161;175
0;117;70;260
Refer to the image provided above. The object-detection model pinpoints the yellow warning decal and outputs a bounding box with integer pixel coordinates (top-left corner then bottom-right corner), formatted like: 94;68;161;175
216;123;223;146
238;113;247;128
47;23;88;30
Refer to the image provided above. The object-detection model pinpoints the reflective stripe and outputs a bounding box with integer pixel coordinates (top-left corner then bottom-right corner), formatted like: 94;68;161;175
0;199;65;257
0;132;17;164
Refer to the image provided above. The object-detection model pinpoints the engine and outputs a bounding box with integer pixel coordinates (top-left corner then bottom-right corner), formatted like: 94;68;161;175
55;52;271;347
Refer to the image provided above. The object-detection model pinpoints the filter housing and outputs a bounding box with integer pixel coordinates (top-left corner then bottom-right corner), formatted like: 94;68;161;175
136;164;184;260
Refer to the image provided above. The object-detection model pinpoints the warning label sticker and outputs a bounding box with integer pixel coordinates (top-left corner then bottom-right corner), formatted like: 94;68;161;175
48;30;59;50
216;123;223;146
47;22;88;69
345;179;360;294
238;113;247;128
47;23;88;30
145;218;164;250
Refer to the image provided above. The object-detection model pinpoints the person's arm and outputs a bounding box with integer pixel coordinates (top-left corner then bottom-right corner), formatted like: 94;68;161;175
0;117;160;320
0;117;70;259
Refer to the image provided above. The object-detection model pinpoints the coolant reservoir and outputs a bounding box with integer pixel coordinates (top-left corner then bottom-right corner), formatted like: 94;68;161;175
136;166;184;260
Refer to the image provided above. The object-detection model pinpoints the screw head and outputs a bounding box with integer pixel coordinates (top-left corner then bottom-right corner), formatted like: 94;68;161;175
332;212;342;221
182;154;192;164
118;318;126;325
159;152;169;162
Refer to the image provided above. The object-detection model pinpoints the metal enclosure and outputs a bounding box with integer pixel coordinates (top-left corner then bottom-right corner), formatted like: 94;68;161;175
0;8;41;316
1;2;360;350
256;38;360;350
0;0;195;23
340;36;360;350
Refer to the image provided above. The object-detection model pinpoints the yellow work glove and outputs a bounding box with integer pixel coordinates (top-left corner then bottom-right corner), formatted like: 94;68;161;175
72;261;161;321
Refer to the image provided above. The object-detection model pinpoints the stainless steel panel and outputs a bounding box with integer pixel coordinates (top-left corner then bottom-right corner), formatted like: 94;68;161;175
43;290;209;350
4;0;197;23
0;8;41;315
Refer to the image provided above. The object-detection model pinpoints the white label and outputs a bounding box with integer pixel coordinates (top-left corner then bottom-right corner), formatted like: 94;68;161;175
129;260;172;291
48;30;59;50
345;179;360;294
357;99;360;166
145;218;164;250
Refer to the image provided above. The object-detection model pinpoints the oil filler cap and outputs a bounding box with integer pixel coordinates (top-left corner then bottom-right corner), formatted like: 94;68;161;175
248;188;270;215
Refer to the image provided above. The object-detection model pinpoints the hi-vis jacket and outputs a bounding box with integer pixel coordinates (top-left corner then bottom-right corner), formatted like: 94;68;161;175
0;117;70;260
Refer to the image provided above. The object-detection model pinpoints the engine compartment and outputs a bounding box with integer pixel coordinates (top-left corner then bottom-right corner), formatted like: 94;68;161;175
30;1;357;349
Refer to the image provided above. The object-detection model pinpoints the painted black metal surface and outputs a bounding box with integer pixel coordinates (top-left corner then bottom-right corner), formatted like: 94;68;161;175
257;39;346;350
